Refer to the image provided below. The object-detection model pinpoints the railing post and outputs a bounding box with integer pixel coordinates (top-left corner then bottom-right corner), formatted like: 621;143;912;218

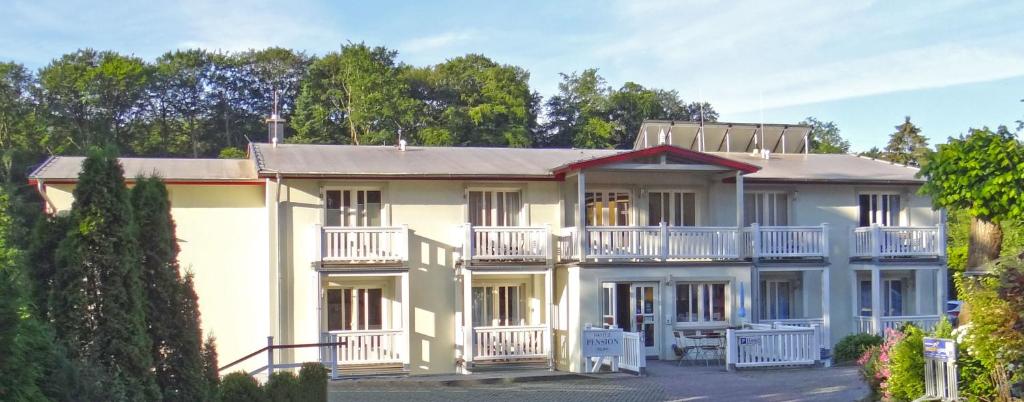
820;223;830;259
463;222;473;263
660;221;669;260
751;223;761;262
544;223;553;262
267;336;275;376
400;224;410;262
313;224;323;264
726;329;736;371
936;223;946;258
871;223;882;259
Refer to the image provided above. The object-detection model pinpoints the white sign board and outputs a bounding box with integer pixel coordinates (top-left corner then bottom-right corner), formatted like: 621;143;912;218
582;328;624;357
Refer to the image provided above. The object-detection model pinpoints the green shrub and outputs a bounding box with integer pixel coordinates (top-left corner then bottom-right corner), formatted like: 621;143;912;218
297;363;328;402
218;371;265;402
266;371;301;402
887;325;925;401
834;333;883;363
857;345;883;398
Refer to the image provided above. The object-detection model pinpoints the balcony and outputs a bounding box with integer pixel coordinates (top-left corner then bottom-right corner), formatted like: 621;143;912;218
558;224;741;261
855;315;942;335
460;225;552;263
850;225;945;259
741;224;829;260
314;225;409;265
470;325;549;361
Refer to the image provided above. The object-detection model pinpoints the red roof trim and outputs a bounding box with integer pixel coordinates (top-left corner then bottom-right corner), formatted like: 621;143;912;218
257;173;563;182
551;145;760;175
28;179;266;186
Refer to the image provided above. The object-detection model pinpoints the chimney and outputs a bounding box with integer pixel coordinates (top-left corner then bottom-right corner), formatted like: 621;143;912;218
267;113;286;144
266;90;286;144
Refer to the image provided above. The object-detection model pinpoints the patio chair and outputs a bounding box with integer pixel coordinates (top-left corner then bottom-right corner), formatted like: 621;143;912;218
675;331;703;366
699;332;725;366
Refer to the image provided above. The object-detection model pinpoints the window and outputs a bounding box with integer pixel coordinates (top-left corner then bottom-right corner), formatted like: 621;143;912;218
585;191;631;226
675;282;727;324
472;285;524;326
601;284;615;327
325;288;383;331
648;191;696;226
858;193;900;227
858;278;904;317
325;189;382;227
744;192;789;226
468;190;522;226
760;280;793;320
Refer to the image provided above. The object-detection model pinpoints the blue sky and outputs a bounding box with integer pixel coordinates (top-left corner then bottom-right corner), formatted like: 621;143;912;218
4;0;1023;151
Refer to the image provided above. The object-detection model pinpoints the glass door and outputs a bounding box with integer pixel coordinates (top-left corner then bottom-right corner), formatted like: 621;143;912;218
631;283;658;356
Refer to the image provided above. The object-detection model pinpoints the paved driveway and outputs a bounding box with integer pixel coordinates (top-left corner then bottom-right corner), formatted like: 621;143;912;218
330;362;868;402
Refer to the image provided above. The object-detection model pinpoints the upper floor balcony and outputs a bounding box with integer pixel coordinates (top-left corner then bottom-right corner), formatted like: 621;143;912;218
557;224;829;262
850;224;945;260
313;224;409;266
459;224;553;264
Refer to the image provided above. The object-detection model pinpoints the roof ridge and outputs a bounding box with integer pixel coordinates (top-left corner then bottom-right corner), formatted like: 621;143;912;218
251;143;267;172
855;154;921;171
29;155;60;179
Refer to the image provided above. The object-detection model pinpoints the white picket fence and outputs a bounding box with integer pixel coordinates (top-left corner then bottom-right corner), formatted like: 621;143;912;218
763;318;829;350
463;225;551;261
726;323;819;369
471;325;549;360
856;315;942;335
322;329;405;365
851;225;944;258
620;331;646;373
318;225;409;262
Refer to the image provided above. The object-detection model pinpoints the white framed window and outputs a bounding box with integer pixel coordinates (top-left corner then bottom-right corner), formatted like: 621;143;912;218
325;188;383;227
858;278;905;317
325;288;384;331
601;283;616;327
472;285;525;326
675;282;728;325
760;279;794;320
858;193;901;227
648;191;696;226
744;192;789;226
468;190;522;227
585;191;631;226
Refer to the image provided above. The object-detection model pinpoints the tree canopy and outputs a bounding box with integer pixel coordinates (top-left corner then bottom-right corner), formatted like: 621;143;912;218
801;117;850;154
884;116;930;166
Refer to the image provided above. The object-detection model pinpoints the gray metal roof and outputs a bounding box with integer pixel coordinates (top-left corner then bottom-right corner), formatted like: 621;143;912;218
30;156;258;182
28;144;922;185
251;143;621;178
706;152;923;184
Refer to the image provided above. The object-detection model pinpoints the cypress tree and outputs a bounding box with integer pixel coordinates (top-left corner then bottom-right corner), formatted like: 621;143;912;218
131;176;207;401
201;334;221;397
26;213;70;318
51;148;159;401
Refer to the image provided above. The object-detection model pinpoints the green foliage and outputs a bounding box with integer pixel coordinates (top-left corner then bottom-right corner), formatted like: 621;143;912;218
132;176;208;401
919;127;1024;223
886;325;925;401
218;371;266;402
859;146;884;159
51;147;159;401
834;332;883;363
801;117;850;154
297;363;329;402
884;116;930;166
0;62;45;185
25;213;70;318
266;371;301;402
858;345;883;398
202;334;221;393
219;147;247;159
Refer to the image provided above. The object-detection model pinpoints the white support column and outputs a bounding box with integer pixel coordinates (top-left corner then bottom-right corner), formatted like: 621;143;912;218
401;271;411;369
576;171;587;261
735;172;745;227
915;269;925;315
851;269;859;320
871;267;882;335
463;268;474;370
937;267;948;319
545;268;554;370
821;268;831;350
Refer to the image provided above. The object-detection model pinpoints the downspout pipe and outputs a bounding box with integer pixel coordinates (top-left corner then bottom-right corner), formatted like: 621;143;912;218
35;179;57;214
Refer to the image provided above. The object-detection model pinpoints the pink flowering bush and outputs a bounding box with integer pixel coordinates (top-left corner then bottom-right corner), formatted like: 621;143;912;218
857;328;909;400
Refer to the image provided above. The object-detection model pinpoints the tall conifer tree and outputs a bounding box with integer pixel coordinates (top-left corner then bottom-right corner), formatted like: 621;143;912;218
131;176;207;401
51;148;159;401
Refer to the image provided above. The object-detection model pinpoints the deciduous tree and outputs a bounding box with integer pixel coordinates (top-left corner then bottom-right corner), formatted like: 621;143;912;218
801;117;850;154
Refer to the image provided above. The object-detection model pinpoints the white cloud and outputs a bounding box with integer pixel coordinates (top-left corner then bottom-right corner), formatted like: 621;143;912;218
400;30;479;54
585;0;1024;113
170;0;343;53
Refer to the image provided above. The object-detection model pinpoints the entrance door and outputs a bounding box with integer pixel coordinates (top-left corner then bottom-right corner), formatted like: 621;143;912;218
602;282;659;356
631;283;658;356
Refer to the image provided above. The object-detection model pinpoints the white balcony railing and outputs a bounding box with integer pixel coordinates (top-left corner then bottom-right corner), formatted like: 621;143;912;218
855;315;942;335
851;225;944;259
742;224;829;259
322;329;405;365
472;325;549;360
316;225;408;263
558;224;741;261
461;225;551;262
726;323;819;368
759;318;829;350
